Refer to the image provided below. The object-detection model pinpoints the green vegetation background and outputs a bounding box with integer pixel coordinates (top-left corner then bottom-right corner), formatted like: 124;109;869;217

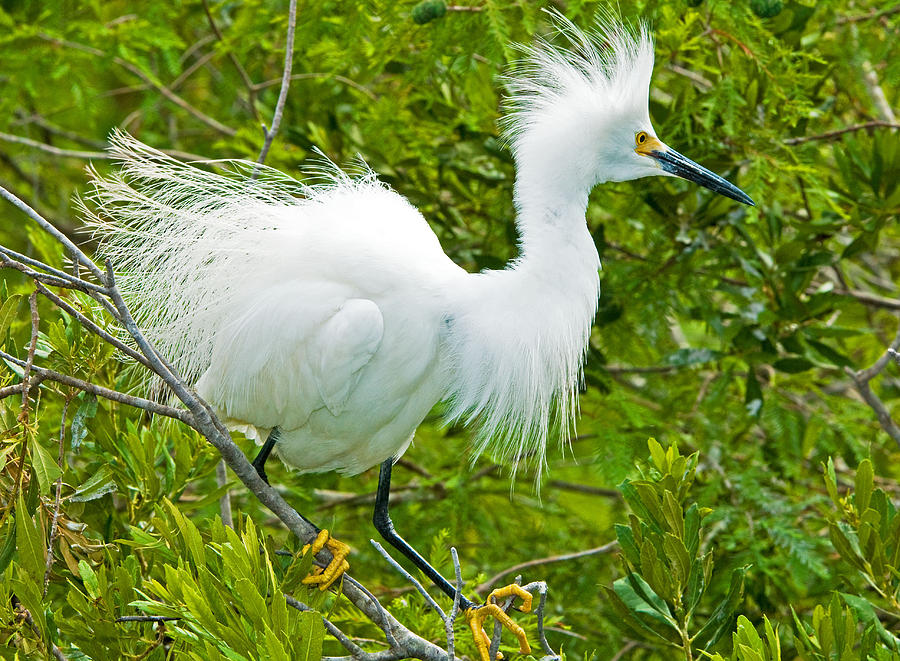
0;0;898;659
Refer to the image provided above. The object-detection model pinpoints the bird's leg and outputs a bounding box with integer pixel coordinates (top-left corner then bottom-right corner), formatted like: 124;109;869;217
249;427;350;589
373;459;531;661
251;427;280;484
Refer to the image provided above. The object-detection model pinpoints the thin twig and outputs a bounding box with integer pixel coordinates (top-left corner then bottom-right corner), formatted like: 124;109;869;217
837;6;900;24
448;548;463;661
547;479;620;498
837;289;900;310
476;541;618;594
0;349;193;424
371;541;446;618
201;0;260;120
216;459;233;529
12;112;107;149
14;598;69;661
10;292;41;519
43;397;70;597
0;247;108;293
0;131;108;160
33;282;150;367
845;322;900;449
255;0;298;168
784;121;900;145
0;186;104;280
521;581;557;658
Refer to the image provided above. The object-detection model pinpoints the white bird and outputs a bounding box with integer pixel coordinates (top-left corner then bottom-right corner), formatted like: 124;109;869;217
83;11;752;659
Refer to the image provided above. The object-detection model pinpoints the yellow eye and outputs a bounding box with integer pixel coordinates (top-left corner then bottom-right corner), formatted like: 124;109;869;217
635;131;648;146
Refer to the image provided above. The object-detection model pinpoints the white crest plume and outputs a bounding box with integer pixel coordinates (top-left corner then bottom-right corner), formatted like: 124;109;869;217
501;9;654;155
80;129;383;390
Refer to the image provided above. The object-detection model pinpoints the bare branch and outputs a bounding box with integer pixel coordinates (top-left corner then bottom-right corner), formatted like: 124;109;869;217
837;6;900;25
12;112;107;149
371;540;447;619
448;548;463;661
0;349;193;424
32;282;150;367
44;397;70;597
520;581;558;658
547;479;621;498
0;131;108;160
0;186;104;280
201;0;260;120
0;247;107;294
783;121;900;145
845;322;900;449
216;459;233;529
476;541;618;595
838;289;900;310
255;0;298;167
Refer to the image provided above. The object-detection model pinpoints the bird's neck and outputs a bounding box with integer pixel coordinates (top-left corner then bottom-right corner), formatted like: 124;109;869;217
440;171;600;480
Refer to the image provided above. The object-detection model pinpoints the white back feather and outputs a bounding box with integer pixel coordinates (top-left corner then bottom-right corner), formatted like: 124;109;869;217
81;129;384;389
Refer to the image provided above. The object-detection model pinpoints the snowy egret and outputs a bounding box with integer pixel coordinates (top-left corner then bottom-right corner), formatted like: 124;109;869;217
84;11;753;659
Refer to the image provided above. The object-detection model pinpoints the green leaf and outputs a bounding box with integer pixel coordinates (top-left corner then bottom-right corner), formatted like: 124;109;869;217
772;357;814;373
614;573;678;627
78;559;101;600
295;610;325;661
693;567;746;649
30;439;61;495
70;393;98;451
854;459;874;514
0;294;22;344
824;458;840;507
70;465;117;502
16;492;44;581
841;592;900;652
648;437;666;473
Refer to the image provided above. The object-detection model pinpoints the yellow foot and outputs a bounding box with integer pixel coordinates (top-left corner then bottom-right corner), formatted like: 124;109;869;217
300;529;350;591
465;584;533;661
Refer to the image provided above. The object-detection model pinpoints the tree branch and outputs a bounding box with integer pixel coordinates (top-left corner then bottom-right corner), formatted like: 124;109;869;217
844;321;900;449
783;121;900;145
255;0;297;167
476;541;618;594
201;0;260;121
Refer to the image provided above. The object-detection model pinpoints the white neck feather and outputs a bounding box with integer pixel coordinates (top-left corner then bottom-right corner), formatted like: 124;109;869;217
441;167;600;480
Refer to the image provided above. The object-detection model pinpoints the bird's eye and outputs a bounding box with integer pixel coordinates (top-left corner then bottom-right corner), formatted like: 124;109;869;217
635;131;648;145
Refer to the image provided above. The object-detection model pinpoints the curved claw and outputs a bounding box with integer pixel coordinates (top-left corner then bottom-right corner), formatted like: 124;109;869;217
465;584;533;661
300;529;351;591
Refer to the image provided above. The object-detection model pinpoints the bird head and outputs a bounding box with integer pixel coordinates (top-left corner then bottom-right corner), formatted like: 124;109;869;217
502;11;754;207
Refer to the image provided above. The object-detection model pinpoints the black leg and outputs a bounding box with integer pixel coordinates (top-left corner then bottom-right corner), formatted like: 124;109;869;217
373;458;476;611
252;427;280;485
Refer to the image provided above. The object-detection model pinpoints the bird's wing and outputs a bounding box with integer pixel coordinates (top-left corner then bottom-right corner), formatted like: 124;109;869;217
313;298;384;416
196;293;384;429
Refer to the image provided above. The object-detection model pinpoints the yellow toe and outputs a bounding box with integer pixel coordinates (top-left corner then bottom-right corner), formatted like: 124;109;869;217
465;584;533;661
300;529;350;591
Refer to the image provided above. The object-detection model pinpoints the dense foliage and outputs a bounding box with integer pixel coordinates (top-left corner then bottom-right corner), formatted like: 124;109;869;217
0;0;898;659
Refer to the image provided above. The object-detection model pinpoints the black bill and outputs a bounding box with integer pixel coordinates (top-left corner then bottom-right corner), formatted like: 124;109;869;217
651;148;755;206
